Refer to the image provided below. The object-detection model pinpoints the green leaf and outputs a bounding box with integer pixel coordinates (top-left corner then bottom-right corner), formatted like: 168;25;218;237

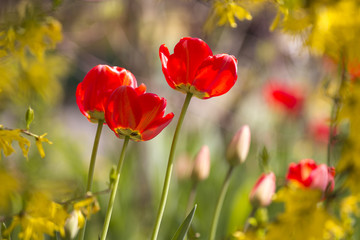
259;146;270;172
1;222;11;240
171;204;197;240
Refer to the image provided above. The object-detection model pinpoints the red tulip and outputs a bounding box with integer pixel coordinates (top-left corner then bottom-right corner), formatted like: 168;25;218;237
76;65;138;123
286;159;335;193
264;81;304;115
105;85;174;141
159;37;238;99
348;60;360;80
249;172;276;207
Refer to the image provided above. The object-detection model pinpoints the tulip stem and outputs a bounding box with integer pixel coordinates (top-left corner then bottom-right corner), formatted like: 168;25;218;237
186;180;198;214
78;119;104;240
243;207;258;233
327;55;346;166
100;136;130;240
151;92;193;240
209;166;234;240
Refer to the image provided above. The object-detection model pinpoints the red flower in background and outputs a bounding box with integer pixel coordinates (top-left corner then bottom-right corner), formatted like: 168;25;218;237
76;65;138;123
264;81;304;115
159;37;238;99
105;85;174;141
308;119;336;145
348;61;360;80
286;159;335;193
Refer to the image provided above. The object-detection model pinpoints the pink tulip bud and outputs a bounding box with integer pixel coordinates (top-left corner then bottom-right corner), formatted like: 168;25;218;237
175;154;193;180
192;145;211;181
226;125;251;166
249;172;276;208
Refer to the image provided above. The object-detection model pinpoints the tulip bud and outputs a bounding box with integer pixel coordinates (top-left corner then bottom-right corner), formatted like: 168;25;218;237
226;125;251;166
192;145;211;181
175;154;193;180
65;211;80;239
249;172;276;208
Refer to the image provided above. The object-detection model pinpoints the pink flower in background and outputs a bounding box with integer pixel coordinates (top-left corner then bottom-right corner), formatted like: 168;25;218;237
286;159;335;193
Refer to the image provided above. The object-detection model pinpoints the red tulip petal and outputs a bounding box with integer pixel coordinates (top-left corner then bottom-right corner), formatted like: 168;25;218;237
136;93;167;131
159;44;176;89
309;164;331;192
162;38;212;87
105;86;142;131
115;67;138;87
141;112;174;141
76;65;138;121
192;54;238;99
287;159;321;187
76;82;88;117
135;83;147;95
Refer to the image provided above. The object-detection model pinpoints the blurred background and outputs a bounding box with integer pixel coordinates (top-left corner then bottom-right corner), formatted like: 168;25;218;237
0;0;337;239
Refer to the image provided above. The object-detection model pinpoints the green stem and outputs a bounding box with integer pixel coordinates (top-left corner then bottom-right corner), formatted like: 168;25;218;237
86;119;105;191
100;136;130;240
78;119;104;240
209;166;234;240
243;207;258;233
327;56;347;166
186;180;198;214
151;93;193;240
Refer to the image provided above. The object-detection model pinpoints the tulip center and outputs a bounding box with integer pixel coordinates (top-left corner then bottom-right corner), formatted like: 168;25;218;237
86;111;105;123
175;83;209;99
115;128;142;141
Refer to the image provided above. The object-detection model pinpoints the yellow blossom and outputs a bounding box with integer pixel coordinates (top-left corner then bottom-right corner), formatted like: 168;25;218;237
0;2;63;63
0;1;68;108
35;133;52;158
204;0;253;32
73;195;100;221
339;194;360;235
3;192;68;240
232;230;261;240
0;128;30;160
0;170;19;214
337;81;360;194
269;0;360;61
267;185;344;240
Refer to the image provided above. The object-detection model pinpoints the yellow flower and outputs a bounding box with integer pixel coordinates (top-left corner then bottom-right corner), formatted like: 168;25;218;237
307;0;360;61
270;0;360;61
339;194;360;235
204;0;253;32
267;185;344;240
73;195;100;221
0;170;19;214
35;133;52;158
0;128;30;160
3;192;68;240
337;81;360;194
232;230;261;240
0;1;68;108
214;0;252;28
